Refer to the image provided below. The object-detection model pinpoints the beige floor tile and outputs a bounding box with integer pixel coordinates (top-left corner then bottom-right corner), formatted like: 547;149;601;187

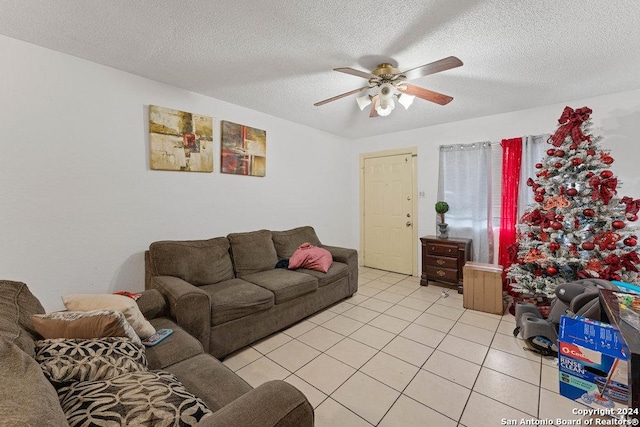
307;309;338;325
458;310;501;331
284;374;327;408
501;312;517;324
474;367;539;416
384;285;415;296
404;369;471;420
355;286;381;297
384;304;423;322
490;333;542;362
357;297;394;313
497;319;519;336
372;290;405;304
541;363;559;393
332;372;400;425
407;288;441;302
327;300;356;314
397;296;435;311
266;339;320;372
365;280;393;290
473;309;503;319
358;277;372;286
314;398;373;427
235;356;290;388
483;348;541;386
350;324;396;349
400;323;447;347
379;394;457;427
422;350;481;389
538;388;589;421
368;313;410;334
360;351;420;391
322;314;365;336
345;293;370;305
222;346;262;371
342;305;381;323
360;271;386;280
435;296;465;309
460;391;531;427
449;322;495;346
425;303;465;321
325;337;378;369
541;355;558;367
382;335;434;367
296;354;356;394
297;326;344;352
378;275;404;284
282;319;317;338
437;335;489;365
251;332;292;354
413;311;456;333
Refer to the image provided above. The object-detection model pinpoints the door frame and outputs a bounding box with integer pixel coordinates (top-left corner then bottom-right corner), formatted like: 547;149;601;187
359;147;418;277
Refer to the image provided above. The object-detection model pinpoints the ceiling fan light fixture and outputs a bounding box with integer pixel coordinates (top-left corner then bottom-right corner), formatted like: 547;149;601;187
356;94;372;111
398;93;415;109
375;96;395;116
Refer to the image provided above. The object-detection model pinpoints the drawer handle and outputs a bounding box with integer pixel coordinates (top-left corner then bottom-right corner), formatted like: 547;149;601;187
436;259;445;266
436;270;446;277
448;249;453;253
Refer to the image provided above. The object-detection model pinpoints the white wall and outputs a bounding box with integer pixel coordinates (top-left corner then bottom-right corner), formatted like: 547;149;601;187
0;35;354;311
352;89;640;268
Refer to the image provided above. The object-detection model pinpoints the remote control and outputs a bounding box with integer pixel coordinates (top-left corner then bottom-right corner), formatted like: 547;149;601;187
142;328;173;346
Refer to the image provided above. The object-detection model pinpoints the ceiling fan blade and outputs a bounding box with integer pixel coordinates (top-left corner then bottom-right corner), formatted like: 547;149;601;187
369;95;379;118
314;86;371;107
334;67;376;80
400;56;463;81
400;84;453;105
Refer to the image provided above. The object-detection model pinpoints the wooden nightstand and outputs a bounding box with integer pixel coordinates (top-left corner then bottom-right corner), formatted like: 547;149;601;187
420;235;472;293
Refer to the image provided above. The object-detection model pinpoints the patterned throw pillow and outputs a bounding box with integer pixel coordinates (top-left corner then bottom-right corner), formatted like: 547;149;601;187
35;337;147;385
57;370;212;427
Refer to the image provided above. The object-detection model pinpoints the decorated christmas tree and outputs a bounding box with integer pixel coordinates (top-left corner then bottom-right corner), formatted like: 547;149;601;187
506;106;640;297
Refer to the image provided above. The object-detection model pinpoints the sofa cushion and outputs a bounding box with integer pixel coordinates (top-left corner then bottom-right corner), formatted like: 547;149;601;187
0;338;69;427
149;237;235;285
62;293;156;339
31;310;141;345
297;261;349;287
57;370;212;427
35;337;147;385
228;230;279;277
0;280;45;356
272;226;323;258
242;270;318;304
146;317;205;370
200;279;274;325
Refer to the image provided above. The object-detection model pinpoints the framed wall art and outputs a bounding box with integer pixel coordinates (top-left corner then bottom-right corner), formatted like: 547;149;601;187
220;120;266;177
149;105;213;172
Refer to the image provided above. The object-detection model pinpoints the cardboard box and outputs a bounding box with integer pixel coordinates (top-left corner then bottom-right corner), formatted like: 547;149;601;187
463;262;503;314
558;316;630;411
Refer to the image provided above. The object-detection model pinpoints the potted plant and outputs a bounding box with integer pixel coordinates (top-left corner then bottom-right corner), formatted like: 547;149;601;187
435;201;450;238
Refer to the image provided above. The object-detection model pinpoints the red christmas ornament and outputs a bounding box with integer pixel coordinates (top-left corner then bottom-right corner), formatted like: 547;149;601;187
535;163;543;169
587;149;596;156
586;172;594;178
567;188;578;196
623;237;637;246
551;221;563;230
555;162;563;168
549;242;560;252
569;144;578;150
571;158;582;166
546;266;558;275
582;242;595;250
606;242;617;250
556;215;564;221
612;220;625;229
555;150;565;157
537;188;546;195
584;208;595;217
600;170;613;179
631;215;639;222
547;148;556;156
534;194;544;202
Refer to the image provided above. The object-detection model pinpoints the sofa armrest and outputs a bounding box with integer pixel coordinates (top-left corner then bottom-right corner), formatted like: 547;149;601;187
150;276;211;352
322;245;359;295
136;289;167;320
194;380;313;427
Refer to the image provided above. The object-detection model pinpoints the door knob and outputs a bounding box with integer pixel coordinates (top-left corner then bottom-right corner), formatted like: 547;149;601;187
406;221;412;227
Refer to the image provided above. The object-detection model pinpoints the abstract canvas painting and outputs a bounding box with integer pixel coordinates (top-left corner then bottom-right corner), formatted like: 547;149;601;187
149;105;213;172
220;121;266;177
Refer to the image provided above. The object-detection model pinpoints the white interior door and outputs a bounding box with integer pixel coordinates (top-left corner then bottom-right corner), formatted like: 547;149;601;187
362;153;414;274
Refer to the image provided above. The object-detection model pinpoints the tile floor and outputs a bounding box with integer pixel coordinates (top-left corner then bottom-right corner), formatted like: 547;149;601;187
223;267;593;426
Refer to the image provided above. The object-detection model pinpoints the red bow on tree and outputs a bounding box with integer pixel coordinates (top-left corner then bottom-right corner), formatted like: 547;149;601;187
589;175;618;205
621;196;640;216
621;252;640;272
548;106;593;147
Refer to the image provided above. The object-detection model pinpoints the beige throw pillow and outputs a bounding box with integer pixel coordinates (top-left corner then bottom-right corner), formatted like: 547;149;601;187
31;310;141;344
62;294;155;339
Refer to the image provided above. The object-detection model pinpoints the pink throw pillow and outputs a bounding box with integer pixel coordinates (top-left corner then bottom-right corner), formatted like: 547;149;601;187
288;243;333;273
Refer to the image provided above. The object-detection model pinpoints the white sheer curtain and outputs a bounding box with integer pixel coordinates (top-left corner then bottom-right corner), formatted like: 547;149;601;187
438;141;493;263
517;134;549;219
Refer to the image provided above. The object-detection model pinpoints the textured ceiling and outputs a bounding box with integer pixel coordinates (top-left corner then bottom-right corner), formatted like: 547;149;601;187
1;0;639;139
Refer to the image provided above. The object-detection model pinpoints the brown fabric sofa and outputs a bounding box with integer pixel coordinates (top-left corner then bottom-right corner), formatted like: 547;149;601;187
0;280;313;427
145;226;358;358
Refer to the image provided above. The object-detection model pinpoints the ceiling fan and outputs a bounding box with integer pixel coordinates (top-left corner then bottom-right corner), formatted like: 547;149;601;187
314;56;463;117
